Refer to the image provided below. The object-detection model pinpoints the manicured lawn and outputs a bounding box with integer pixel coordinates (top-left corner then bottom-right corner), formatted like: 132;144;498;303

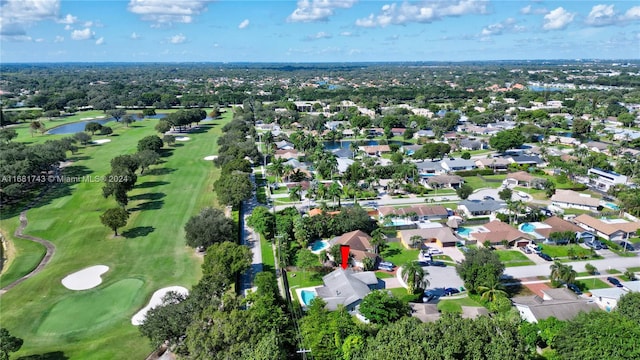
380;242;419;266
626;266;640;272
606;268;621;274
538;244;592;259
437;296;484;313
578;278;611;291
375;271;395;279
0;113;230;359
496;250;535;267
260;235;275;272
287;270;325;289
461;175;506;189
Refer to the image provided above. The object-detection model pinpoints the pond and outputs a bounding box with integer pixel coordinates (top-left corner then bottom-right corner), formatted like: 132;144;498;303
47;118;113;135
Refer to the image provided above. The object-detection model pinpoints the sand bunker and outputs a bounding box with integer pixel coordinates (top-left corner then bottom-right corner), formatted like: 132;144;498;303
92;139;112;144
175;136;190;141
131;286;189;325
61;265;109;290
203;155;218;161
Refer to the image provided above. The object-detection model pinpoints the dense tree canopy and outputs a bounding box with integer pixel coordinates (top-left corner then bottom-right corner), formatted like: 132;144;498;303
184;207;236;249
489;129;526;152
456;247;505;293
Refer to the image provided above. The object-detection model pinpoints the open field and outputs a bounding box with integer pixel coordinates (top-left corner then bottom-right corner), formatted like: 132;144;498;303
0;111;230;359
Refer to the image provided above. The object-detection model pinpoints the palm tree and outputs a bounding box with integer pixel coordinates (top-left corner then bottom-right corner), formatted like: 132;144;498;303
327;181;342;207
370;228;387;254
409;235;423;249
267;157;285;183
550;261;577;285
288;185;302;202
283;164;295;182
402;262;430;294
477;279;507;302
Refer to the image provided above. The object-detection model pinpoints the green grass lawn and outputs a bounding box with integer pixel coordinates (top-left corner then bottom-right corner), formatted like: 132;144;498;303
260;235;275;273
462;175;505;190
437;296;484;313
578;278;612;291
375;271;395;279
0;112;230;359
538;244;592;259
495;250;535;267
0;234;47;286
380;242;419;265
626;266;640;272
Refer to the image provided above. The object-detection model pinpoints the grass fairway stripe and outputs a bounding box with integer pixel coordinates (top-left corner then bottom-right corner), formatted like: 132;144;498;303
0;112;231;359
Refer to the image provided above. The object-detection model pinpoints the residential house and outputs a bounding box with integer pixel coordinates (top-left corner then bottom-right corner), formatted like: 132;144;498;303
572;214;640;241
391;128;406;136
410;303;488;323
359;145;391;156
325;121;348;131
329;230;378;268
314;268;381;311
402;144;423;156
590;281;640;312
416;161;446;177
332;147;355;159
413;129;435;139
274;149;303;160
613;129;640;142
581;141;611;154
507;154;545;168
397;226;460;249
586;168;631;192
533;216;596;244
504;171;543;188
512;288;599;323
550;190;600;211
274;140;295;150
457;199;506;218
426;174;465;189
336;158;355;174
459;138;486;151
470;220;532;247
475;157;510;171
377;205;449;221
546;135;580;146
440;158;477;172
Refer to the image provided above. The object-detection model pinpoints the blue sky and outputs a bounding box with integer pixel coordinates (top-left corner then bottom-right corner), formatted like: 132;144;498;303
1;0;639;62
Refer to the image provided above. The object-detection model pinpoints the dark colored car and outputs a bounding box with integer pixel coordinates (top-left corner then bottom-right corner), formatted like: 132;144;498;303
616;241;636;251
444;287;460;296
567;283;582;295
607;277;623;287
483;196;495;200
426;260;447;267
539;253;552;261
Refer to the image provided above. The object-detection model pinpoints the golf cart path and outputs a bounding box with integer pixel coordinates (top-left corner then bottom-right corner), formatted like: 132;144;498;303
0;209;56;295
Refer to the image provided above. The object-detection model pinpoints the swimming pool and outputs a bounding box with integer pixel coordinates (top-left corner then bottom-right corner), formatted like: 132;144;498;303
385;218;414;227
310;240;329;252
300;290;316;306
521;223;535;232
605;202;620;210
457;227;471;236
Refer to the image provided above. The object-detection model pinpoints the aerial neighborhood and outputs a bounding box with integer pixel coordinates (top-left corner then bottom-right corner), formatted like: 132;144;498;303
1;61;640;359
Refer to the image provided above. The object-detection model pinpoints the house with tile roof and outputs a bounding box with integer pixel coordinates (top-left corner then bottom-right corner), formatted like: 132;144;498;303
572;214;640;241
470;220;532;247
512;288;599;323
550;190;601;211
329;230;379;268
535;216;596;244
397;226;460;249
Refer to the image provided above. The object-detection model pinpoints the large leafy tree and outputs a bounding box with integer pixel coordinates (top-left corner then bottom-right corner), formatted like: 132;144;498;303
358;290;409;324
184;207;236;249
100;207;129;236
456;184;474;200
246;206;276;240
137;135;164;153
489;129;526;153
456;247;505;293
213;172;253;207
0;328;23;360
617;292;640;324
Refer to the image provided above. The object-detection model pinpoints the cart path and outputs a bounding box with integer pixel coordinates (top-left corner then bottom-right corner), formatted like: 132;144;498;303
0;209;56;295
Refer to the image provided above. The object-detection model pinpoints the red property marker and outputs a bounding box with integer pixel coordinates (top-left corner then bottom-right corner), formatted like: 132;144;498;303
340;245;350;269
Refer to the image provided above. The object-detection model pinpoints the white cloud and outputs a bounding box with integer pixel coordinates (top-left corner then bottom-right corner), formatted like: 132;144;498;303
305;31;332;40
64;24;72;31
238;19;250;29
288;0;358;22
84;21;94;27
35;38;44;42
128;0;214;25
520;5;547;15
481;17;525;36
95;37;104;45
585;4;617;26
57;14;77;24
131;32;141;39
54;35;64;42
71;28;94;40
543;7;575;30
0;0;60;39
340;31;353;36
624;6;640;20
355;0;488;28
169;33;186;44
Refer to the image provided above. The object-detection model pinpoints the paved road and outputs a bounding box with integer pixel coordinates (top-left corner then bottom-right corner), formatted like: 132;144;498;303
504;255;640;279
239;174;264;296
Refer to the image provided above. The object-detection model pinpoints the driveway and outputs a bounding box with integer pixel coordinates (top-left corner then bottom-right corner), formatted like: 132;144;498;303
395;264;465;290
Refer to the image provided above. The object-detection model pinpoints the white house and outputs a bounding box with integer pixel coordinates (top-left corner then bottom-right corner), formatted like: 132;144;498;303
586;168;631;192
512;288;599;323
590;281;640;312
440;158;477;172
550;190;600;211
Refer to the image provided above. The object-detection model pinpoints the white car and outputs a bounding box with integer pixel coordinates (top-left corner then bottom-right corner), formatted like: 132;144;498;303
427;247;443;255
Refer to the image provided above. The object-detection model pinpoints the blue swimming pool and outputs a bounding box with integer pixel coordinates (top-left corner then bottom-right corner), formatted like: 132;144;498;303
310;240;329;252
457;227;471;236
385;218;414;227
301;290;316;306
605;202;620;210
521;223;535;232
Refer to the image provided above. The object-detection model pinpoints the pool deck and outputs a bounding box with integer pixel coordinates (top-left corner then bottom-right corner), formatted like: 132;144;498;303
294;286;319;307
310;240;330;254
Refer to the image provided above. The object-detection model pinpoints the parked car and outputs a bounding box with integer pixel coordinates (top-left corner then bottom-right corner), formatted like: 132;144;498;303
607;277;623;287
521;246;532;254
443;287;460;296
567;283;582;295
616;241;636;251
483;196;495;200
416;261;430;267
526;243;541;253
378;261;395;271
539;253;552;261
426;260;446;267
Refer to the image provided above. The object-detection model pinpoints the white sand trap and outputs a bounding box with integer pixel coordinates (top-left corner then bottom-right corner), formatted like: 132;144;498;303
175;136;190;141
131;286;189;326
92;139;111;144
203;155;218;161
61;265;109;290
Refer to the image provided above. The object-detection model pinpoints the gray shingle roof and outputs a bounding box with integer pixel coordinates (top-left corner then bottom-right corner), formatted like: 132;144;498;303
315;268;378;310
